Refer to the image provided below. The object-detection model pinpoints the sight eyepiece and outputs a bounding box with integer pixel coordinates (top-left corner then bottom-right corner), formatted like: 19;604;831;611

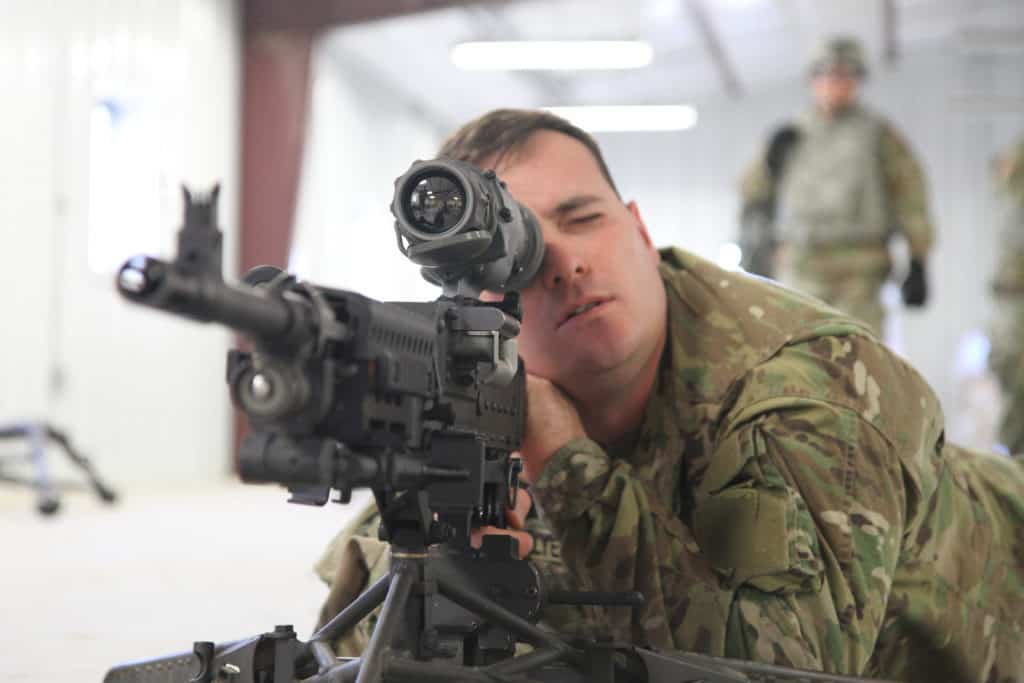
391;159;544;297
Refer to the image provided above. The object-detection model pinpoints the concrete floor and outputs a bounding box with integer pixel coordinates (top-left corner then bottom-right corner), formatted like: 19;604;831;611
1;480;369;682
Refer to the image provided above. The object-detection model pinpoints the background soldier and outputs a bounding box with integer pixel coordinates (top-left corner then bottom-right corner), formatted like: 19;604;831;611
739;36;934;336
989;137;1024;454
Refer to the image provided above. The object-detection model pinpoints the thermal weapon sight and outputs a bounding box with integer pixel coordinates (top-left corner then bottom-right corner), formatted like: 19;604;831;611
391;158;545;297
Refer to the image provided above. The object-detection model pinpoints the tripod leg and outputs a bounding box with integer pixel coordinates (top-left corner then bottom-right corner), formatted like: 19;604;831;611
438;575;572;657
356;554;418;683
45;425;118;503
25;423;60;515
310;573;390;650
309;640;340;671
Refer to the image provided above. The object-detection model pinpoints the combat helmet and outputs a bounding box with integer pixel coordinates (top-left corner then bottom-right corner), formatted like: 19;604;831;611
809;36;868;79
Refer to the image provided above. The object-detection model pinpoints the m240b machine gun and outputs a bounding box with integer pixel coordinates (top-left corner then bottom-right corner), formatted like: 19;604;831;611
105;159;893;683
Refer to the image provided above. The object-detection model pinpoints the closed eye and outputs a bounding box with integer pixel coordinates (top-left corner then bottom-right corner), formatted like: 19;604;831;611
568;213;602;226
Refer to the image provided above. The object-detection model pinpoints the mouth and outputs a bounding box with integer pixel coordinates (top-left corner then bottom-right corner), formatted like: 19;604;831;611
557;298;610;329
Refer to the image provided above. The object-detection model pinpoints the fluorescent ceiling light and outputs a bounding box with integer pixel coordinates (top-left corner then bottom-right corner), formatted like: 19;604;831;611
543;105;698;132
451;41;653;71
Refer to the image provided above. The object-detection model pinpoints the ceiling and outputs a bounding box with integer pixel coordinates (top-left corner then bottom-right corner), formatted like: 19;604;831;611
321;0;1024;129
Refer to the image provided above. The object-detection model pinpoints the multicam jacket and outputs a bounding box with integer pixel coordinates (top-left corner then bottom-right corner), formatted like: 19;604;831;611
315;248;1024;682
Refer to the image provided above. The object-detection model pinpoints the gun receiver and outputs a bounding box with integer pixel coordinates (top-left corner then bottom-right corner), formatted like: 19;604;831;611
118;186;526;534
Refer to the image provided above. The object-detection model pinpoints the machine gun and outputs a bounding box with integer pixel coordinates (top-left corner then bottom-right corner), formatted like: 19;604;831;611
105;160;893;683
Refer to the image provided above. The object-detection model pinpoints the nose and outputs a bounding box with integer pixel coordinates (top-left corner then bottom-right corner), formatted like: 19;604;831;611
541;238;589;289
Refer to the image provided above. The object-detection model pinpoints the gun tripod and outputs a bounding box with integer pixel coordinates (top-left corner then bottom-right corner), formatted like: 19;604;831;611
299;537;652;683
0;421;117;515
103;493;765;683
102;436;901;683
103;533;899;683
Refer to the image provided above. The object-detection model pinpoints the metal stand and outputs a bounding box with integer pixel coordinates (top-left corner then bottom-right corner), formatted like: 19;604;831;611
102;509;898;683
304;548;585;683
0;421;117;515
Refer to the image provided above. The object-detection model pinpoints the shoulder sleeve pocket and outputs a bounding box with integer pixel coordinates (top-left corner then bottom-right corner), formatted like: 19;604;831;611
694;423;825;594
695;484;823;594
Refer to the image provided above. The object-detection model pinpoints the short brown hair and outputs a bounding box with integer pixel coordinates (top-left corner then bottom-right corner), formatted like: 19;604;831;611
438;108;620;196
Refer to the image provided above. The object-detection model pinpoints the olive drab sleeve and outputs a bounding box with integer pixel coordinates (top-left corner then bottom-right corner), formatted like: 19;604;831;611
990;137;1024;454
710;398;904;674
879;124;934;258
739;153;775;208
737;153;781;277
531;437;734;653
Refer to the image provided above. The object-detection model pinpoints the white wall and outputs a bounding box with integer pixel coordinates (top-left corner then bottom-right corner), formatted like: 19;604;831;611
291;43;445;302
0;0;241;485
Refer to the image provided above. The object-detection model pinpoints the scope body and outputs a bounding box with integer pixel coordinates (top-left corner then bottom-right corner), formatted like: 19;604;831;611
392;158;545;297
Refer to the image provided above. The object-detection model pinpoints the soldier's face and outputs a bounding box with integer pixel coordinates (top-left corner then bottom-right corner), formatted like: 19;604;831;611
483;131;666;395
812;70;859;114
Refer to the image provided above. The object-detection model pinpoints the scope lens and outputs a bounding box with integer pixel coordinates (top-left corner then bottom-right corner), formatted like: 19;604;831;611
406;174;466;234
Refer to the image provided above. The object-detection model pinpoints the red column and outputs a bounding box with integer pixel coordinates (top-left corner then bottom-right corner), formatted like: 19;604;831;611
240;29;313;274
235;28;314;467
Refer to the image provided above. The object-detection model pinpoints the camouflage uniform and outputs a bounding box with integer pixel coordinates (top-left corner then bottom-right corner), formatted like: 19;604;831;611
315;248;1024;682
990;138;1024;454
740;108;934;336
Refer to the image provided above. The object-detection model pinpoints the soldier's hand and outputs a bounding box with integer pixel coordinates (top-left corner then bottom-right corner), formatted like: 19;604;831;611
901;257;928;307
519;374;587;484
470;479;534;559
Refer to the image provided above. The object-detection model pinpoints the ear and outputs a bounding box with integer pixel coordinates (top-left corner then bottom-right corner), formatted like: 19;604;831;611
626;200;659;259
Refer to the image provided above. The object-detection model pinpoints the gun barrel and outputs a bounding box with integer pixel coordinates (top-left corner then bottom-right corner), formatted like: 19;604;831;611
117;255;315;348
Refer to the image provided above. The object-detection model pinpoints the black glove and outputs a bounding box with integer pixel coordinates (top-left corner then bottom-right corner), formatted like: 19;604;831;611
901;257;928;307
